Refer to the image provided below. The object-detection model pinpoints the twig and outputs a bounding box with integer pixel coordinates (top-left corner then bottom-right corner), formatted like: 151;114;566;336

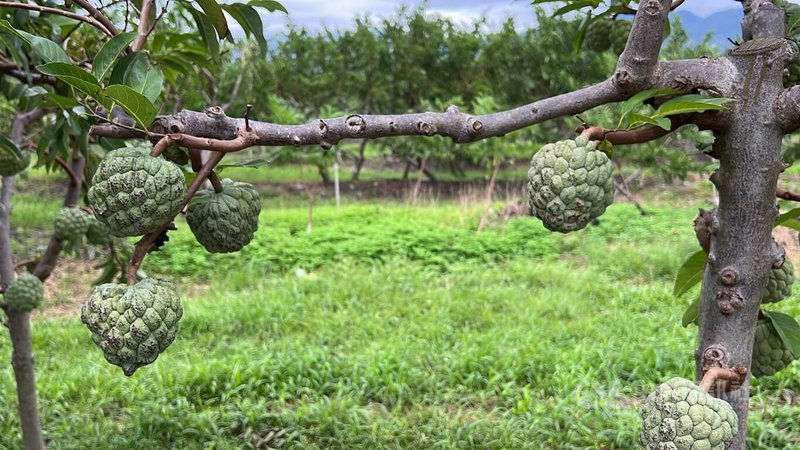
54;155;80;187
72;0;119;35
208;171;224;193
578;117;691;145
777;188;800;202
0;1;113;36
670;0;686;11
126;151;225;284
131;0;154;51
699;365;748;392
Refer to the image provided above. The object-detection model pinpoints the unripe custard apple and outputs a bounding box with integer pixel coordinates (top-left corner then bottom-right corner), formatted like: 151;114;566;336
81;278;183;376
186;179;261;253
88;147;185;237
0;150;30;176
641;377;738;450
761;258;794;304
4;272;43;312
527;135;614;232
53;207;92;242
751;318;796;377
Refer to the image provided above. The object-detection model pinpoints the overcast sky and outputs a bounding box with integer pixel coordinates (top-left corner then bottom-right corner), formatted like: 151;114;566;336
263;0;798;33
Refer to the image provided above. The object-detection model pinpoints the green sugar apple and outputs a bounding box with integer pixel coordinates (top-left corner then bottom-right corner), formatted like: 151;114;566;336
585;19;632;55
81;278;183;376
88;147;185;237
4;272;43;312
752;319;796;377
0;150;30;176
53;207;92;242
641;377;738;450
186;179;261;253
85;217;112;246
761;258;794;304
527;135;614;232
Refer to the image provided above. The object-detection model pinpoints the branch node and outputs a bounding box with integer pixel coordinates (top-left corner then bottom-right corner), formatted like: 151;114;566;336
346;115;366;135
701;345;728;373
416;121;435;136
445;104;459;114
318;119;329;136
468;118;484;136
719;267;739;286
206;106;226;118
320;141;333;150
716;289;744;314
292;135;302;147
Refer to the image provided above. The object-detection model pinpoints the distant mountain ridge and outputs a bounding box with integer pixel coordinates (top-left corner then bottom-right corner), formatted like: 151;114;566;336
675;9;742;50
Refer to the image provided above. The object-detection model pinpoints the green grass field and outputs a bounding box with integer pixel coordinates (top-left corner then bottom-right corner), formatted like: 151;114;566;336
2;180;800;448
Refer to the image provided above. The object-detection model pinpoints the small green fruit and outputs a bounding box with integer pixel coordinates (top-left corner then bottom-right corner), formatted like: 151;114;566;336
186;179;261;253
4;272;43;312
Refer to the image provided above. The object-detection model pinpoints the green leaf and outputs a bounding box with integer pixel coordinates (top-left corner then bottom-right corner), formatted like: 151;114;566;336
188;7;220;57
682;297;700;328
673;249;707;297
776;207;800;226
100;84;157;130
0;134;22;159
654;94;735;117
0;20;70;63
36;62;101;96
618;87;681;127
248;0;288;14
764;310;800;357
552;0;603;16
627;113;672;131
141;67;164;102
109;52;148;91
221;4;252;37
92;31;137;83
195;0;229;39
230;4;268;56
216;159;269;172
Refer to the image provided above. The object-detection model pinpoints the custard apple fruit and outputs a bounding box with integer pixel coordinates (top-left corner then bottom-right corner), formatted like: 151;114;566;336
4;272;43;312
641;377;738;450
752;319;796;377
585;19;632;55
527;135;614;232
86;217;112;246
88;147;185;237
81;278;183;376
0;150;30;176
761;258;794;304
54;207;92;242
186;179;261;253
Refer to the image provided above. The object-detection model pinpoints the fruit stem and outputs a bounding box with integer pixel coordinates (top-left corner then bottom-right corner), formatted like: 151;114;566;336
698;365;748;393
126;151;226;284
208;171;224;193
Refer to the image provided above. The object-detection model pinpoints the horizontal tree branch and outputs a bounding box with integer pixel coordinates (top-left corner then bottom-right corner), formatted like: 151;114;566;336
90;58;737;150
775;85;800;132
0;1;113;37
72;0;119;36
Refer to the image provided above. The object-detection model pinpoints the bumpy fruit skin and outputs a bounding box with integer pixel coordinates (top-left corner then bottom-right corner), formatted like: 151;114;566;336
186;179;261;253
88;147;185;237
0;150;30;176
81;278;183;376
585;19;632;55
641;377;738;450
752;319;796;377
53;207;92;241
527;135;614;232
761;259;794;304
4;272;43;312
86;217;112;246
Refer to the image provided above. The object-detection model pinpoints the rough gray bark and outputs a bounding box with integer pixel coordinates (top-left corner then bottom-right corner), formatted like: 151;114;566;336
1;110;48;450
694;2;790;450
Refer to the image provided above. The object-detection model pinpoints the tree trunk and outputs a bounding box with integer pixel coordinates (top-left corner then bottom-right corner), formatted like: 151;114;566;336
695;3;787;449
317;164;331;185
1;112;47;450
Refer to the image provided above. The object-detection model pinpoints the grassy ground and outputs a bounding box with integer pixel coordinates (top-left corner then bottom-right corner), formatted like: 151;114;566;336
2;163;800;448
3;195;800;449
